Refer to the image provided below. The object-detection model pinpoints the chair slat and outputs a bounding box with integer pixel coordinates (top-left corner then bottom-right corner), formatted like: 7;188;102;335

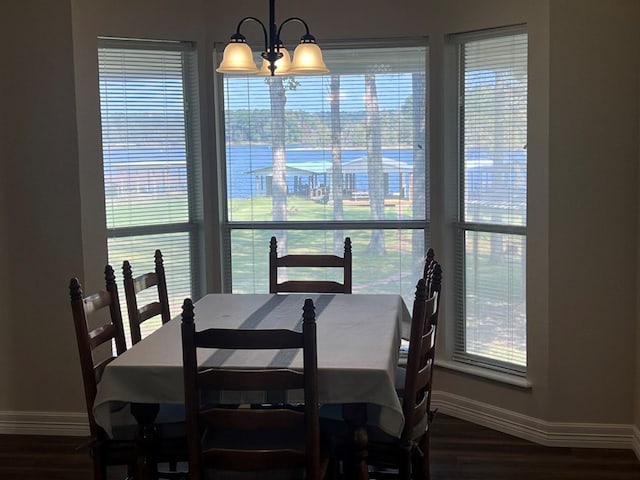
133;272;159;293
198;368;305;391
278;254;348;268
201;407;305;430
194;327;303;350
278;280;348;293
82;291;112;314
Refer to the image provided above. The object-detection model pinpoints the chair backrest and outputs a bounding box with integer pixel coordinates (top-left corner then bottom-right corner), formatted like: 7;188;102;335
122;249;171;345
269;236;353;294
419;250;442;427
181;297;321;480
69;265;127;437
401;278;438;444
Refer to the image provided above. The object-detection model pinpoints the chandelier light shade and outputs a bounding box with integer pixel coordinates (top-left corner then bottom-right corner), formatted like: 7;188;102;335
289;39;329;74
216;0;328;76
217;38;260;74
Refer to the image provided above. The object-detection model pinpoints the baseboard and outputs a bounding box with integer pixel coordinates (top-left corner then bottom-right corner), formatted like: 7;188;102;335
432;390;637;451
0;410;89;436
2;399;640;463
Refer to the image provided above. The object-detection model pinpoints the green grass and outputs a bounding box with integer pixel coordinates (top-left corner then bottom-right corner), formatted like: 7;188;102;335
107;194;527;364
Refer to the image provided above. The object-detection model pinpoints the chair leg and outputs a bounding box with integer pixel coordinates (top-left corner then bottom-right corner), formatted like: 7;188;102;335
412;434;430;480
398;445;412;480
91;448;107;480
126;462;136;480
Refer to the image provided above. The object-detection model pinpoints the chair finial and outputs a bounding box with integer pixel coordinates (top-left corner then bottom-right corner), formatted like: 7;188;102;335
344;237;352;253
155;249;164;266
431;263;442;293
104;264;116;286
302;298;316;325
122;260;132;279
69;278;83;301
181;298;195;324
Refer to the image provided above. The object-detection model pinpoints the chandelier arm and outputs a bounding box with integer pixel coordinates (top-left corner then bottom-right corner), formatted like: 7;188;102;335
276;17;312;42
235;16;269;53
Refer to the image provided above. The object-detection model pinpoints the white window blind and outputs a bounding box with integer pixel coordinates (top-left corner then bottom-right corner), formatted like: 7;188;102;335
220;44;429;304
98;39;202;344
454;28;528;372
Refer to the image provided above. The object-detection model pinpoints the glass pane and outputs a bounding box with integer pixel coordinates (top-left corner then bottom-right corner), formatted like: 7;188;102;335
462;34;527;227
230;229;425;307
464;156;526;225
99;47;190;229
223;46;427;224
464;231;526;366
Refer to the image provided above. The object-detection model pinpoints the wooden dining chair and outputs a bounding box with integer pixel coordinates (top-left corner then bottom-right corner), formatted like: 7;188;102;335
70;266;187;480
269;236;353;294
324;278;438;480
180;297;328;480
69;265;137;480
367;277;438;480
122;249;171;345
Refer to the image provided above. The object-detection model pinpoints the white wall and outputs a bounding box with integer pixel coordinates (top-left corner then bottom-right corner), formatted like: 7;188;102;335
0;0;639;446
0;3;11;418
547;0;639;423
0;1;86;414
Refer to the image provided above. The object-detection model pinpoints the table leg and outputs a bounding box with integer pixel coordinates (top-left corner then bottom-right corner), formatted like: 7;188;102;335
130;402;160;480
342;403;369;480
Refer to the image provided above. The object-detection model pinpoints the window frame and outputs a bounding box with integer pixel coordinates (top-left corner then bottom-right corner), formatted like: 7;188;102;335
450;25;528;376
214;39;431;298
97;38;205;338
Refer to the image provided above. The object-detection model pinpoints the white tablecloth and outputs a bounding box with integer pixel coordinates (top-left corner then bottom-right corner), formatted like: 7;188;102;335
94;293;409;438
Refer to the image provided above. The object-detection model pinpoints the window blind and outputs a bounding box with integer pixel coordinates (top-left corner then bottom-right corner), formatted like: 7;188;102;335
98;39;202;344
454;28;528;372
220;44;429;305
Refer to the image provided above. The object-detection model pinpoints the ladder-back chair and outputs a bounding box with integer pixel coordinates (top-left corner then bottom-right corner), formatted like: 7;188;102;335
122;249;171;345
69;266;136;480
181;297;327;479
269;236;352;294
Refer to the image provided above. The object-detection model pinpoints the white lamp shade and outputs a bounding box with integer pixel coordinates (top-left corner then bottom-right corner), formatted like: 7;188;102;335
258;48;292;76
216;42;259;74
289;42;329;75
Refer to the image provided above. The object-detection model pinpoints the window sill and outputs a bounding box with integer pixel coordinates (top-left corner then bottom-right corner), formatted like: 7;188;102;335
435;359;533;389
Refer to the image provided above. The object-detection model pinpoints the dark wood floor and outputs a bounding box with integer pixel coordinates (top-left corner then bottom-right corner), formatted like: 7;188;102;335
1;414;639;479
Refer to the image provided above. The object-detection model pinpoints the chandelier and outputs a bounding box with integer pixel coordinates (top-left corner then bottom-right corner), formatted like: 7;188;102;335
216;0;329;76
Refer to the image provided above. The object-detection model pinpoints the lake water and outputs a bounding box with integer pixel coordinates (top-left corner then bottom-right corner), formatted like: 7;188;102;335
226;145;414;199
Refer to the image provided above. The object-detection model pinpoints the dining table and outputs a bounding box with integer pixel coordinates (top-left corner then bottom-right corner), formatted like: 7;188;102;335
93;292;411;480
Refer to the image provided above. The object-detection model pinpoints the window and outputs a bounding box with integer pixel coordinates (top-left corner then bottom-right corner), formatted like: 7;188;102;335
453;28;528;373
219;44;428;304
98;39;203;342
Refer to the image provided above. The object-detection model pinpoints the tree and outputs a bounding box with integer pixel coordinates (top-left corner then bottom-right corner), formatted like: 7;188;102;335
330;75;345;253
269;76;289;252
365;73;385;254
268;76;300;254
